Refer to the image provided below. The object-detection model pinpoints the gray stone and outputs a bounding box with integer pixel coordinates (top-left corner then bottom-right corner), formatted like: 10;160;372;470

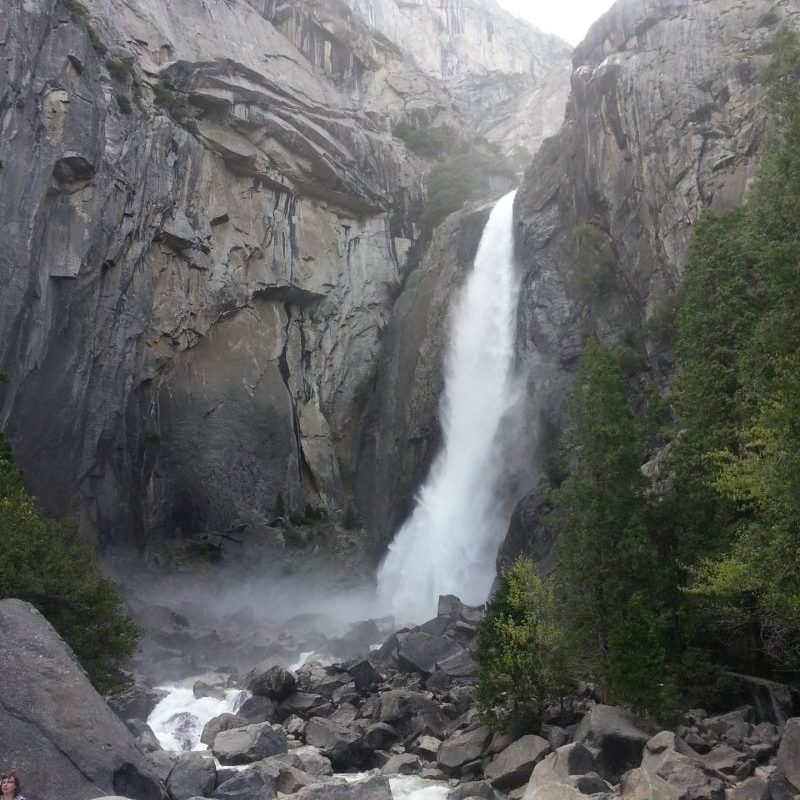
304;717;372;771
248;666;297;701
447;781;497;800
213;768;276;800
292;775;393;800
166;752;216;800
776;717;800;790
212;722;288;765
381;753;422;775
574;704;656;784
365;722;403;751
437;726;493;775
484;735;551;789
0;600;164;800
348;659;383;691
266;746;333;777
396;631;466;675
201;714;248;747
379;690;447;737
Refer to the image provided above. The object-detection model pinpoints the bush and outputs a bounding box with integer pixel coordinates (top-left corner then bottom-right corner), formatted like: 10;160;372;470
115;94;132;114
153;85;198;133
393;121;460;159
0;433;139;694
106;57;133;81
475;557;571;735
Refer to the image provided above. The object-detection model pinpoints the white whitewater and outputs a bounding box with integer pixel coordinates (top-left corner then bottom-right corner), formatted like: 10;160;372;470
377;191;521;623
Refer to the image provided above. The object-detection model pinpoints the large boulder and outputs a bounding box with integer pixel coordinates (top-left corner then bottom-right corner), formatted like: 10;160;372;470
437;725;493;776
166;753;216;800
574;704;657;783
620;731;729;800
484;735;551;789
201;714;248;746
213;767;277;800
379;690;447;737
0;599;165;800
396;631;465;675
522;743;610;799
292;775;393;800
212;722;287;765
304;717;372;770
247;666;297;700
776;717;800;790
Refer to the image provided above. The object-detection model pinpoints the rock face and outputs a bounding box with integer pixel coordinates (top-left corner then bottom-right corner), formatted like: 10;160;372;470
0;0;568;559
504;0;800;569
0;599;164;800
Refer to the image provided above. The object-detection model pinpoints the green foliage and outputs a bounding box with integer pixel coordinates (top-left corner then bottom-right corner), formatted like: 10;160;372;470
63;1;107;55
0;433;139;694
549;340;670;707
475;557;572;735
642;293;680;350
106;57;134;81
153;85;198;133
425;151;516;228
568;224;620;302
115;94;132;114
393;121;459;159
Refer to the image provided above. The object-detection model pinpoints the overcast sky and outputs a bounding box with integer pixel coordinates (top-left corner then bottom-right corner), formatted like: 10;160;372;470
495;0;617;46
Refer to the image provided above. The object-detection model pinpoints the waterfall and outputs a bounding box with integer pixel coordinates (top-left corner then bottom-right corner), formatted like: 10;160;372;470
377;191;521;623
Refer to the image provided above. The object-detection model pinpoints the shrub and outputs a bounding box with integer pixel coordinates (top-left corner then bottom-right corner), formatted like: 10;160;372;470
153;85;198;133
63;0;107;55
106;57;133;81
393;121;460;159
475;557;571;735
0;433;140;694
115;94;132;114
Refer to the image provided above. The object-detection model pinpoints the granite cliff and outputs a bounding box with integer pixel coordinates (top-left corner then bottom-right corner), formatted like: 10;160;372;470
0;0;569;557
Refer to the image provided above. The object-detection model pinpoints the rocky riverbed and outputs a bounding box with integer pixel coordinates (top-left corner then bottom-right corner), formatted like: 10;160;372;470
2;595;799;800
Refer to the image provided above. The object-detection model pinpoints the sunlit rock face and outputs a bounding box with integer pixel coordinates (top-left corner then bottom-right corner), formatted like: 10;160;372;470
0;0;569;554
503;0;799;569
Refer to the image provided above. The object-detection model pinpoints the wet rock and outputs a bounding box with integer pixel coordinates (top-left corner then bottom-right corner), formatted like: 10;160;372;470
381;753;422;774
268;745;333;776
447;780;497;800
212;722;288;765
248;666;298;700
237;695;277;723
396;631;466;675
305;717;372;770
365;722;403;751
484;734;551;790
348;659;383;691
213;767;277;800
201;714;248;746
293;775;393;800
166;752;216;800
275;692;325;721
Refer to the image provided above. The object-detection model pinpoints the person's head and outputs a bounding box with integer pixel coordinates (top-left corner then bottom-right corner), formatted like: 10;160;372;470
0;771;20;797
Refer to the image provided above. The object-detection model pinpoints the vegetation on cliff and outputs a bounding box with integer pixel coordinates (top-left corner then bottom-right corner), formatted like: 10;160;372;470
0;433;139;694
477;28;800;730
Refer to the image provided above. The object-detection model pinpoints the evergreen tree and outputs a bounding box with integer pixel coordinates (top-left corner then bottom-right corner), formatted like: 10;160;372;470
475;557;571;735
0;433;140;694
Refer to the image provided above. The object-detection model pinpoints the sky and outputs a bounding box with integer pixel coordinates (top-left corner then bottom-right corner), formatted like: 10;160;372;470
495;0;617;46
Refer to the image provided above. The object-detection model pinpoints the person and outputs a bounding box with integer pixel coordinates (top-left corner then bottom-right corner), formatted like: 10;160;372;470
0;771;24;800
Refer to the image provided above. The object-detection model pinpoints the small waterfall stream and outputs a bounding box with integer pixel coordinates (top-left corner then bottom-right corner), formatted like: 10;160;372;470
377;191;521;622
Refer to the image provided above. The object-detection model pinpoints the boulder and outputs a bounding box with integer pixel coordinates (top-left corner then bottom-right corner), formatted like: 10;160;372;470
274;765;319;794
484;735;551;790
703;707;754;738
411;734;442;760
776;717;800;790
347;659;383;691
381;753;422;774
437;725;493;775
201;714;248;746
110;684;169;724
166;753;216;800
304;717;372;770
147;752;177;784
329;703;358;726
247;666;297;700
574;704;656;783
292;775;393;800
266;746;333;776
436;649;478;680
447;781;497;800
237;696;277;723
365;722;403;751
0;599;165;800
275;692;325;721
703;743;750;776
379;690;447;737
523;743;600;798
212;768;277;800
193;681;226;701
212;722;288;765
396;631;465;675
620;731;729;800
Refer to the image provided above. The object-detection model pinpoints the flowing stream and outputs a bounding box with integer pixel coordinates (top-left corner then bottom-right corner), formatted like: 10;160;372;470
377;191;521;623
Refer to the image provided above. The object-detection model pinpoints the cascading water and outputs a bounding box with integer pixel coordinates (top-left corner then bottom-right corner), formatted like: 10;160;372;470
377;191;521;623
